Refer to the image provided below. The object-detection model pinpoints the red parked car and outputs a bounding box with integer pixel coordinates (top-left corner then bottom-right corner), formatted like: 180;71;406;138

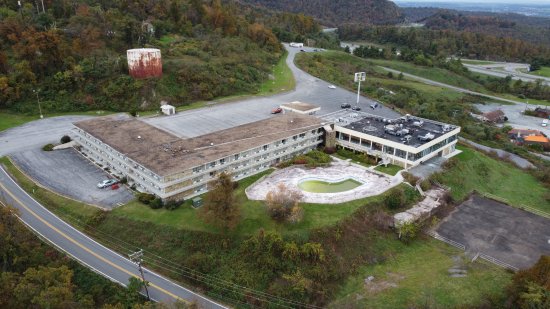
271;107;283;114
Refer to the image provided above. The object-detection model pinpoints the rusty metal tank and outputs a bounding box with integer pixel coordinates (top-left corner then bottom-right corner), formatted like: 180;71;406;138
127;48;162;79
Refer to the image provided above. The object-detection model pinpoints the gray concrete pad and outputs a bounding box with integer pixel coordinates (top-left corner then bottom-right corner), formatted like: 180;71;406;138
437;194;550;269
11;148;134;209
408;156;446;179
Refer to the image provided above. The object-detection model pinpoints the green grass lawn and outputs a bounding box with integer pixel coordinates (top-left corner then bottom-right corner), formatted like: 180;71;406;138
375;164;403;176
294;51;469;105
434;146;550;213
523;66;550;78
370;59;488;93
330;238;512;309
258;50;295;95
115;168;415;237
0;110;112;133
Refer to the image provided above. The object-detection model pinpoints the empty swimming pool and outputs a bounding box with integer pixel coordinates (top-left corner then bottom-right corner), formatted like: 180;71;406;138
298;178;363;193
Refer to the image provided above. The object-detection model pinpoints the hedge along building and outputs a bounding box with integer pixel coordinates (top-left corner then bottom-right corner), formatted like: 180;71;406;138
72;113;325;201
323;111;461;169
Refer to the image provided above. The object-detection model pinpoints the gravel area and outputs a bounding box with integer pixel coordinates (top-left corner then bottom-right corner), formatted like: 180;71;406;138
11;148;134;209
246;159;402;204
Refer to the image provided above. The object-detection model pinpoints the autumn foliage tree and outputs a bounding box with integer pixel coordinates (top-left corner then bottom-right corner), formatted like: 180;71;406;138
265;183;304;223
506;255;550;308
200;172;240;231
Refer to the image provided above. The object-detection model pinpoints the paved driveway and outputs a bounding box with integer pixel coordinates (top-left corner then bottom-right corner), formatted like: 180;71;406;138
143;45;400;138
475;103;550;136
10;148;134;209
436;194;550;269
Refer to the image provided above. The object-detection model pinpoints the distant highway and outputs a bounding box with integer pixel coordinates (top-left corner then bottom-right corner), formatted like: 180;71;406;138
0;166;227;309
463;62;550;86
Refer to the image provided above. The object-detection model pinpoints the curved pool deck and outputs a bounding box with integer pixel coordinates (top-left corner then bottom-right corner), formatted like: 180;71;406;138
246;159;403;204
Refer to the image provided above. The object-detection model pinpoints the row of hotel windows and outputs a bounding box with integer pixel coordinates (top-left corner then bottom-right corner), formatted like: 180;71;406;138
78;133;161;181
336;131;458;161
191;133;321;174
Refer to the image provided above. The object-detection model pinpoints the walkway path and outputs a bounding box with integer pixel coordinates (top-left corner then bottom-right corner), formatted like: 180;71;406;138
459;138;535;169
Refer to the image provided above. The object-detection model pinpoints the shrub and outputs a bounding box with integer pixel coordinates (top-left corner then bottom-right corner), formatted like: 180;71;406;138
42;144;54;151
119;176;128;184
60;135;71;144
397;221;419;244
384;187;406;210
149;197;163;209
401;172;420;185
265;183;304;222
306;150;331;164
420;179;432;191
137;193;155;205
164;200;181;210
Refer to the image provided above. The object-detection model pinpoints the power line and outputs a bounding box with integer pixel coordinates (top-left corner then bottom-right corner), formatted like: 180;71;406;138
49;210;323;309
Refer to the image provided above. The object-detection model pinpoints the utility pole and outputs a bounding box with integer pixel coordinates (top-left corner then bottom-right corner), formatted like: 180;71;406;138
354;72;366;108
128;249;150;301
33;89;43;119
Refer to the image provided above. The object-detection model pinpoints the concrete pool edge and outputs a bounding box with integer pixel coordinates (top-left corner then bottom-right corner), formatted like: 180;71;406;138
245;161;404;204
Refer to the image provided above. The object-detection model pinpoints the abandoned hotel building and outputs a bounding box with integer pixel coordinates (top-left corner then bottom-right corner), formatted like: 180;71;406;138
73;110;460;201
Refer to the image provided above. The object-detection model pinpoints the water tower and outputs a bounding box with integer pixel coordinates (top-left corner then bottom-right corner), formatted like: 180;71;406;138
127;48;162;79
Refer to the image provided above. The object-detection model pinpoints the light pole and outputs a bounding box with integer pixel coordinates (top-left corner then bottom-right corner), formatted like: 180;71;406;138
33;89;43;119
354;72;366;108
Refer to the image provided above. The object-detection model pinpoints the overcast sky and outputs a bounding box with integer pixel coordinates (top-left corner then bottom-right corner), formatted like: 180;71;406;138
393;0;550;3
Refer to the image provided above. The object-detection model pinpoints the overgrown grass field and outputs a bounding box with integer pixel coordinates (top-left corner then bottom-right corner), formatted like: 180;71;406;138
433;146;550;213
331;238;512;308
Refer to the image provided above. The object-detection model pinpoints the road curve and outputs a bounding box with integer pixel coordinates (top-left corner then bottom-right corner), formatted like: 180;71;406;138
0;166;227;309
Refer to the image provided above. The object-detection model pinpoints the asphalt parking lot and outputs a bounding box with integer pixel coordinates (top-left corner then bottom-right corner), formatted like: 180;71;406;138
143;45;399;138
475;103;550;136
436;194;550;269
11;148;134;209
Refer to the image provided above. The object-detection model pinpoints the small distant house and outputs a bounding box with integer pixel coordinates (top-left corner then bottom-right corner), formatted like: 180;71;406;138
534;107;550;119
161;104;176;116
508;128;545;141
523;135;550;150
481;110;506;123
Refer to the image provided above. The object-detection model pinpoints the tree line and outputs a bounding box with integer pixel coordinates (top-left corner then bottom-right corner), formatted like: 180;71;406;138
0;0;322;114
339;25;550;63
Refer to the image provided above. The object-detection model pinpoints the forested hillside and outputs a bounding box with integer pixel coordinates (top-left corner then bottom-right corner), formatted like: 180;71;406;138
339;25;550;62
239;0;403;26
419;11;550;47
0;0;319;114
0;205;148;308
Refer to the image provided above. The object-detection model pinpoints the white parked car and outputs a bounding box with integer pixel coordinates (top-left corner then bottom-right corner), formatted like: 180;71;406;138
97;179;117;188
328;85;336;89
542;119;548;127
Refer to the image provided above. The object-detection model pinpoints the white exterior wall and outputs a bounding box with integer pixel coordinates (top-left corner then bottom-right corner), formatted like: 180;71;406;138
73;127;324;200
334;125;461;168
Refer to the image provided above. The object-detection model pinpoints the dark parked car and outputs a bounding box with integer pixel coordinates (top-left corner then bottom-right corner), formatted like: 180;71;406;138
370;103;378;109
341;103;351;109
352;106;361;111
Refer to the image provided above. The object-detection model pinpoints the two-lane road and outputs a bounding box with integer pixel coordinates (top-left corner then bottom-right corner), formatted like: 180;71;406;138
0;166;227;309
